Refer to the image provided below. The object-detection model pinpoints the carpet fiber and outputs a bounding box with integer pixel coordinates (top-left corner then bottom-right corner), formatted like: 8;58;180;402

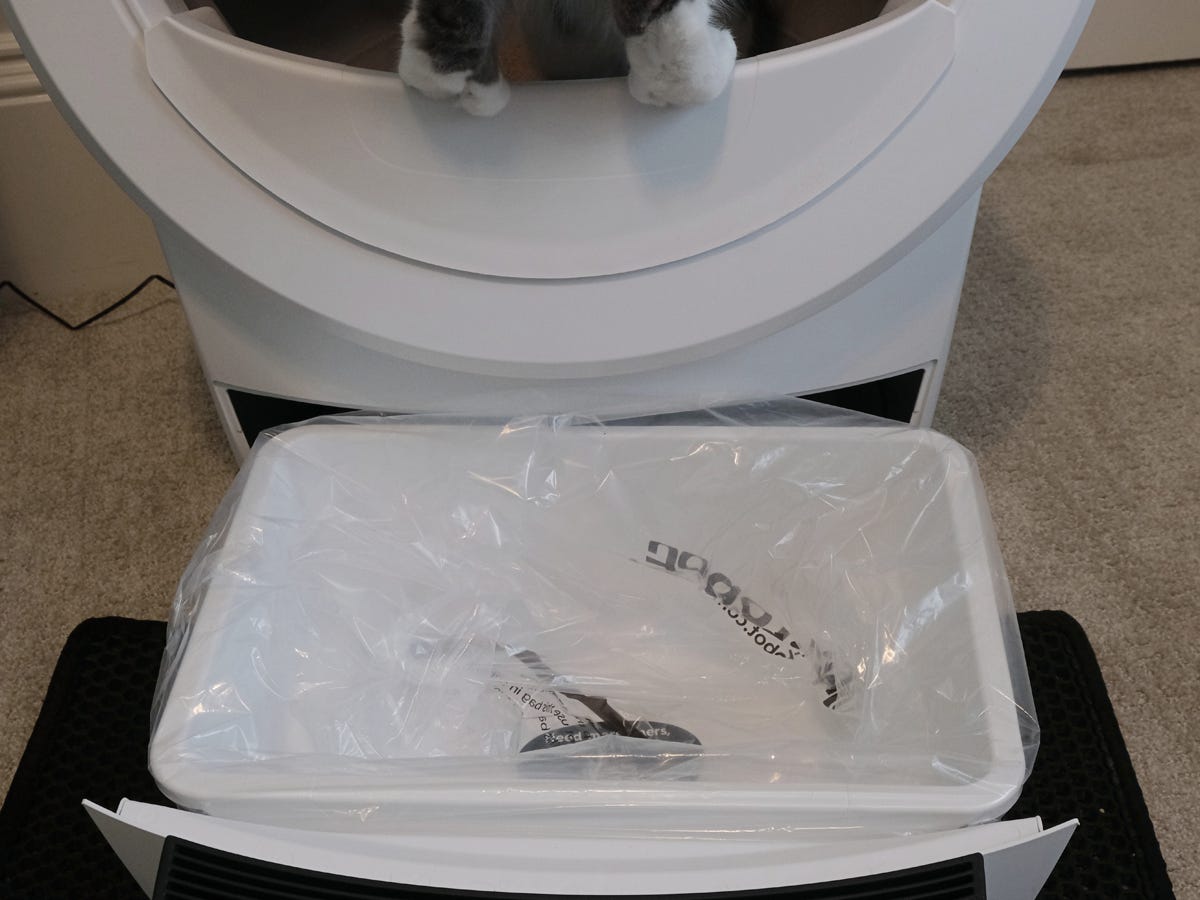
1;62;1198;894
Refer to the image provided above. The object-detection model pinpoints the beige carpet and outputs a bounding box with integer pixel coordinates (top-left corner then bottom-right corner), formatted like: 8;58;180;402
2;62;1198;894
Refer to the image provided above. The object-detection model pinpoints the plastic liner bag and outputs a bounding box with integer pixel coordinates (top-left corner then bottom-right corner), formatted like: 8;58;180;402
150;400;1038;838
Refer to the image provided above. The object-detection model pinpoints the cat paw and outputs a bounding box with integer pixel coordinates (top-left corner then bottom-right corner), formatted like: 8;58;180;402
398;8;510;116
459;77;511;117
626;0;737;107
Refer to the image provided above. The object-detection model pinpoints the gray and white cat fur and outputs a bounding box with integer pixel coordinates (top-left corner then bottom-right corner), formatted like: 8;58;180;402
399;0;753;116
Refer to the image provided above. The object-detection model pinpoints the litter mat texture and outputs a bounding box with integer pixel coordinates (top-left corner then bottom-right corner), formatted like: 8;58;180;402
0;613;1176;899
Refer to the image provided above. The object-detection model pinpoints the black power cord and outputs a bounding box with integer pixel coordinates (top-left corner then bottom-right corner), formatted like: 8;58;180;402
0;275;176;331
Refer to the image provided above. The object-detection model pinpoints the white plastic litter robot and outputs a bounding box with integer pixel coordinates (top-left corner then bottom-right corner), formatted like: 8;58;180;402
8;0;1091;458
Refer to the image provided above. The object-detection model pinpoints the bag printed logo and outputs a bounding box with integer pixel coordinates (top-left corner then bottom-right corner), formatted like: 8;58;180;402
644;540;847;709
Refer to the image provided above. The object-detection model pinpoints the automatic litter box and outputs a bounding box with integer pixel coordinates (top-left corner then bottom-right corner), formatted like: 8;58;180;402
2;0;1094;458
86;406;1075;898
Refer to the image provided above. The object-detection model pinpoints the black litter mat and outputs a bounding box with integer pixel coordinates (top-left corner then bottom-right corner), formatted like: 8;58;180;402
0;612;1176;899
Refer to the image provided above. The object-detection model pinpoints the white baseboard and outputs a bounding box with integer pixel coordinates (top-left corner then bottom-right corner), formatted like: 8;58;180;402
0;18;168;301
0;15;42;103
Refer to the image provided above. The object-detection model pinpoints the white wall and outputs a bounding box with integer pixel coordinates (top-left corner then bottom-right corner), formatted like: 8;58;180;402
1069;0;1200;68
0;12;168;300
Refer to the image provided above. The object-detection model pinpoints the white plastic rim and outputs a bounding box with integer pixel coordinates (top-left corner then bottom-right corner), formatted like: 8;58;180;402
143;1;955;280
84;799;1078;900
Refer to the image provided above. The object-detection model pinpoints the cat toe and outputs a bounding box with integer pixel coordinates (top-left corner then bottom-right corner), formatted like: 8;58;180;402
459;77;511;117
399;53;469;101
400;62;470;102
628;71;671;107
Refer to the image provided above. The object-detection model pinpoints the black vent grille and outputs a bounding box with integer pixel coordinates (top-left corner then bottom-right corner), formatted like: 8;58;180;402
154;836;985;900
225;367;926;451
226;389;357;448
798;368;926;424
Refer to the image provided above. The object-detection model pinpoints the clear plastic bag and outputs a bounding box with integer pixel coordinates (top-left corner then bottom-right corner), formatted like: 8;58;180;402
150;400;1037;837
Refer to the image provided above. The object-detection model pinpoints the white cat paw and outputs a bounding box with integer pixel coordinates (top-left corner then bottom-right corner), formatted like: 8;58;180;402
626;0;737;107
398;8;510;116
459;77;511;117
